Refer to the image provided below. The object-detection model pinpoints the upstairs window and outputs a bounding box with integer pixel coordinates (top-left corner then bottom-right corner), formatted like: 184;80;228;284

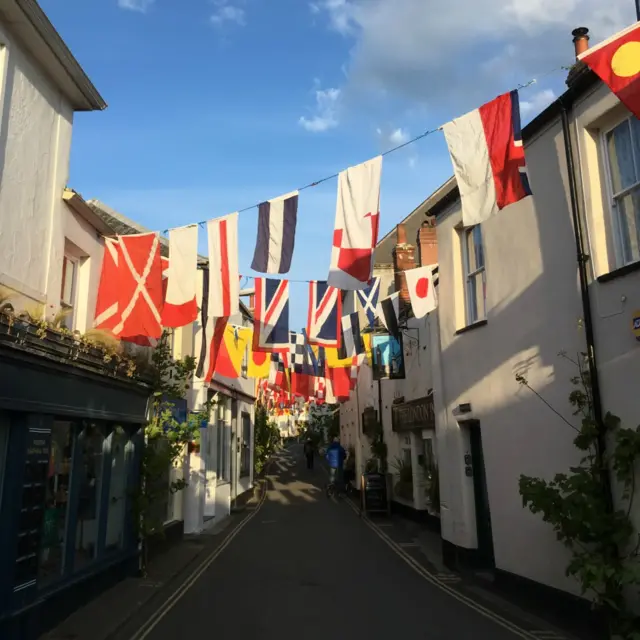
604;116;640;266
462;225;486;325
60;255;78;329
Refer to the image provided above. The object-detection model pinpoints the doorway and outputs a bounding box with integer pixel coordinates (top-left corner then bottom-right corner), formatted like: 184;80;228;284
468;420;495;569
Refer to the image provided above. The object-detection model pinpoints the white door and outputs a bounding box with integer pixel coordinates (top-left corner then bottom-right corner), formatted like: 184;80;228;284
204;423;216;517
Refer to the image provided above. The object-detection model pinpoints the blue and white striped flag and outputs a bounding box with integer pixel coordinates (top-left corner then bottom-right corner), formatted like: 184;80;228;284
251;191;298;274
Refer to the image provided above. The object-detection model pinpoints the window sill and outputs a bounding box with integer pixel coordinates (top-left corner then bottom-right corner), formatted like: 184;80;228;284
596;260;640;283
455;319;488;336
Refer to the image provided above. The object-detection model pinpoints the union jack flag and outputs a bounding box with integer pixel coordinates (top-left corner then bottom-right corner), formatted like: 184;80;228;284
306;280;342;348
253;277;290;352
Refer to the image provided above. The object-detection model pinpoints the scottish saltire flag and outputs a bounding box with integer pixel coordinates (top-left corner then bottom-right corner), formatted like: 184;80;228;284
443;90;531;227
306;280;342;348
251;191;299;274
253;277;290;352
355;277;380;327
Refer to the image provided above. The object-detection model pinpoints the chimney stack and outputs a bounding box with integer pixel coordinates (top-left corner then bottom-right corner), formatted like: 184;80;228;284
572;27;589;59
417;217;437;267
392;223;415;307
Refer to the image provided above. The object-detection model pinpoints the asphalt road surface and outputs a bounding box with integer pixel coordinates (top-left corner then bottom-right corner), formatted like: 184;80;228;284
143;446;528;640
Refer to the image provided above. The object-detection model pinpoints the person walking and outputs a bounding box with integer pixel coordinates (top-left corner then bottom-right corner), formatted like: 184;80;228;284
325;437;346;492
304;438;315;469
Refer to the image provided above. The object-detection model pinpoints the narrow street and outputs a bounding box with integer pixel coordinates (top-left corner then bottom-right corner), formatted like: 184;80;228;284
134;447;532;640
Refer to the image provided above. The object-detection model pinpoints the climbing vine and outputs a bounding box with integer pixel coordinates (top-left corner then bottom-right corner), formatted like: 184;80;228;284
517;351;640;639
253;402;280;475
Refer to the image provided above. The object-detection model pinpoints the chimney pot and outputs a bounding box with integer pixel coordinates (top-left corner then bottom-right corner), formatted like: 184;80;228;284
572;27;589;59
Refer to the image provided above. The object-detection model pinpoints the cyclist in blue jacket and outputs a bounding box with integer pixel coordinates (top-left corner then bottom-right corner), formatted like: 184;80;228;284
326;437;346;491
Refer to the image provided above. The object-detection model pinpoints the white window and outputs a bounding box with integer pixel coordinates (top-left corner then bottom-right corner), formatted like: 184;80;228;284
604;116;640;266
462;225;486;324
60;255;78;328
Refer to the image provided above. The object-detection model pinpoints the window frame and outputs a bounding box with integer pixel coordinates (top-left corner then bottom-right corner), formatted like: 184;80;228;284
600;114;640;269
461;225;487;325
60;254;79;329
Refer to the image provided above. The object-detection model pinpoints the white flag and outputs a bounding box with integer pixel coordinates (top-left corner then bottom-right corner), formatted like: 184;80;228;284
405;264;438;319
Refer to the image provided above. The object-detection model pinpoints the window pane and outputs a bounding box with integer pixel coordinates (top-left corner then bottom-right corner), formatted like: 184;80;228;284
75;423;105;571
615;186;640;264
105;427;129;551
39;421;74;587
607;120;638;194
465;226;484;272
61;258;75;306
467;270;486;323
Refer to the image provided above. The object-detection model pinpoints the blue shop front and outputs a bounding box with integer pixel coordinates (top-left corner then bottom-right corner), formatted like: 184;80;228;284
0;327;152;639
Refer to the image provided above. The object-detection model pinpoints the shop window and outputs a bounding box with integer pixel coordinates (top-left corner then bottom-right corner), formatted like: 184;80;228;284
0;412;7;511
240;412;251;477
74;423;105;571
105;427;130;551
39;421;74;587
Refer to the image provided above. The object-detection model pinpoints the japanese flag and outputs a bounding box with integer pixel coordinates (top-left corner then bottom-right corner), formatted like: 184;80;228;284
405;264;438;319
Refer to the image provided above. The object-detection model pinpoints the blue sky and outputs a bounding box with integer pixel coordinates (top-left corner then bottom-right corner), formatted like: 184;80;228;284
41;0;635;329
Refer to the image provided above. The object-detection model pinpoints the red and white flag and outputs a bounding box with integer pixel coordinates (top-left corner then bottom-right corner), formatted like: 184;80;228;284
111;233;164;339
207;213;239;318
327;156;382;290
578;22;640;121
405;264;438;319
443;90;531;227
161;225;199;328
94;237;120;332
95;237;168;346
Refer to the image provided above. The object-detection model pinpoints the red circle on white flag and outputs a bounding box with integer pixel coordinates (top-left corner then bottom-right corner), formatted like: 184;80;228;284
416;277;429;299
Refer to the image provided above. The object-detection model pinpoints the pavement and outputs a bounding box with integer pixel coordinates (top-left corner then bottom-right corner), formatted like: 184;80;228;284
43;446;584;640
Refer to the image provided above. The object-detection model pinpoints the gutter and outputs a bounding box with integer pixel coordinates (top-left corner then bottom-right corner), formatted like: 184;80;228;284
559;100;613;509
16;0;106;111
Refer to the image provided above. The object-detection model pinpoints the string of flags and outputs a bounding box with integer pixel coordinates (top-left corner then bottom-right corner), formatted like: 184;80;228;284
91;21;640;408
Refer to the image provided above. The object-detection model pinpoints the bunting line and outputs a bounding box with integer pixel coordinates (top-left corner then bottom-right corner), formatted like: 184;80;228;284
155;64;571;236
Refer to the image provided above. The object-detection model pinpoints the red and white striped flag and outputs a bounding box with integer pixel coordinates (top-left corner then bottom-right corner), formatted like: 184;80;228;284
207;213;239;318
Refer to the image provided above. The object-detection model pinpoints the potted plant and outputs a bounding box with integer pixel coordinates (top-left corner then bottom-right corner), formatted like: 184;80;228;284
392;456;414;502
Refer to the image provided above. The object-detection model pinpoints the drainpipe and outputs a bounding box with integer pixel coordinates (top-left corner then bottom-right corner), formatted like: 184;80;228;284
559;102;613;513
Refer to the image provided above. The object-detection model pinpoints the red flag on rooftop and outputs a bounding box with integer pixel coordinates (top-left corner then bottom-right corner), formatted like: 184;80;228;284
578;22;640;120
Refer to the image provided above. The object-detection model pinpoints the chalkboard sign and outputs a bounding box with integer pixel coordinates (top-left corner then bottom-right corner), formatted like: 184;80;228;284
361;472;389;515
14;428;51;588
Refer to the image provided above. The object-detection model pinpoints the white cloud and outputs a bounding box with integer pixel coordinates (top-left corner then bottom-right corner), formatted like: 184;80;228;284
520;88;556;118
299;87;341;132
118;0;154;12
376;126;409;147
389;127;409;145
311;0;636;109
211;1;246;26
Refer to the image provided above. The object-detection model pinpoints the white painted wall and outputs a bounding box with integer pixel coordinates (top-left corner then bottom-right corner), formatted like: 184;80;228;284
0;21;74;310
433;115;590;596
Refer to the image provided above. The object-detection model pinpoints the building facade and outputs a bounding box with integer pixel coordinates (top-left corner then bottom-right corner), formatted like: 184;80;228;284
0;6;156;637
183;293;257;534
426;35;640;629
